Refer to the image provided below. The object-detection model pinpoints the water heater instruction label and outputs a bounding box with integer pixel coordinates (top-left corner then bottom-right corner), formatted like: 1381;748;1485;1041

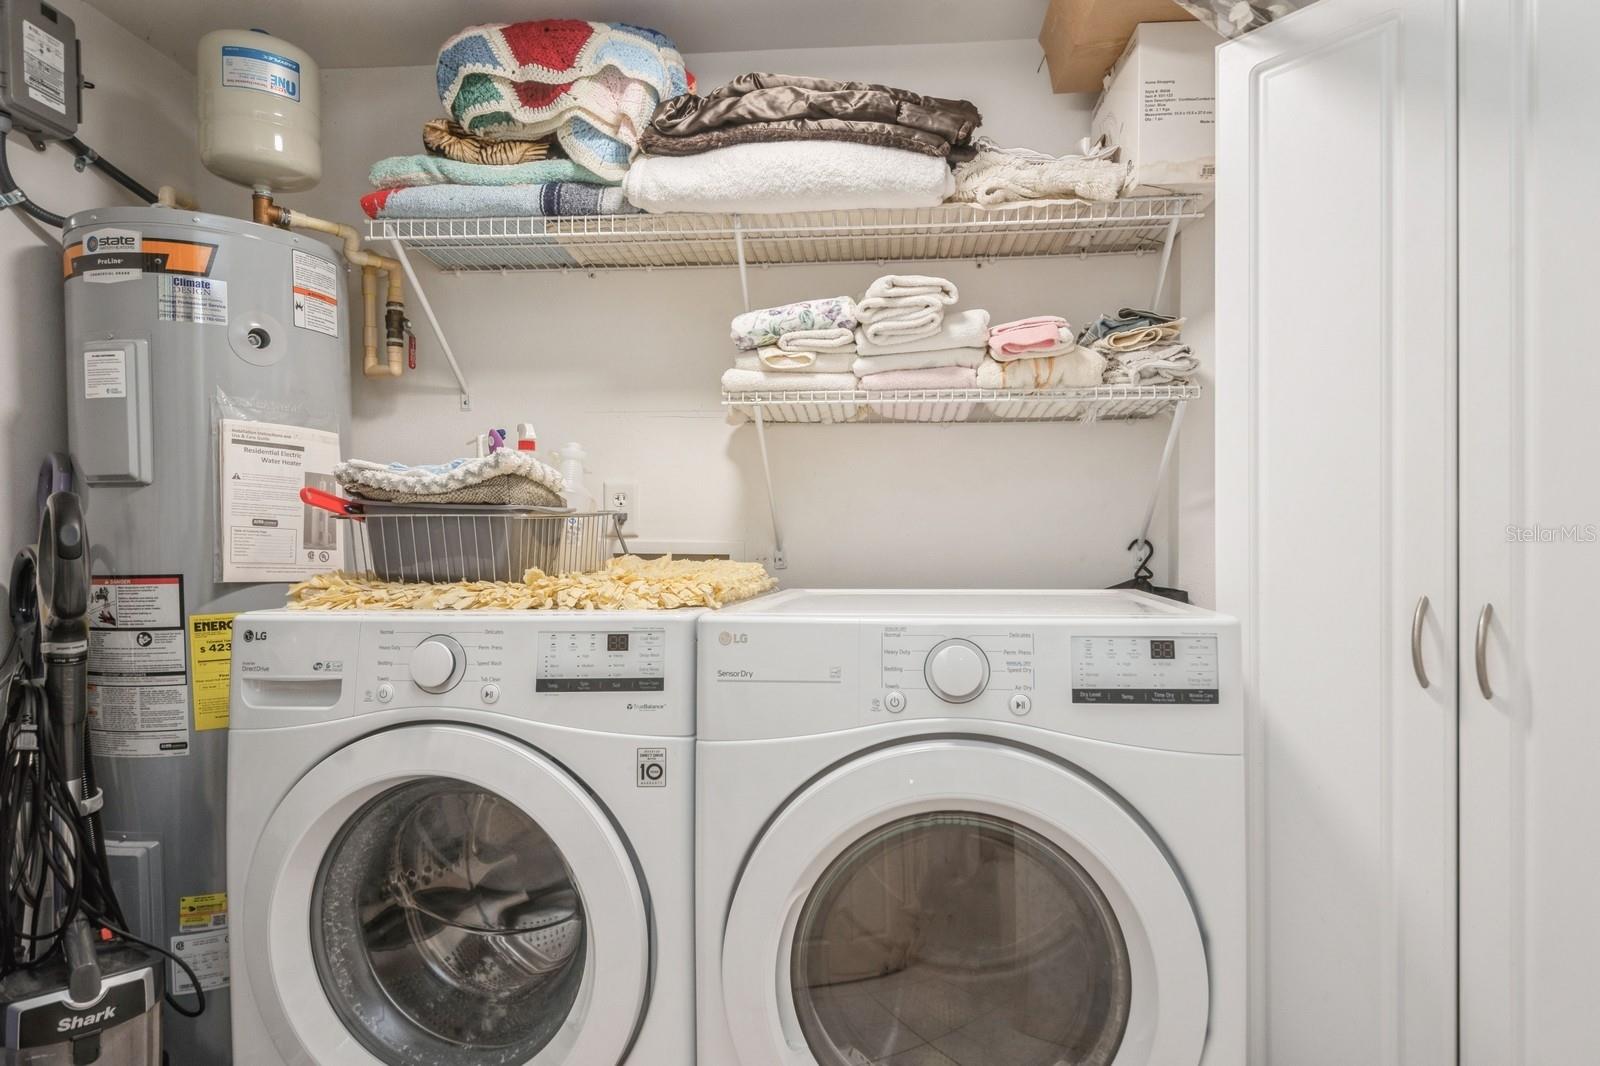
220;44;300;101
157;275;228;325
218;419;343;582
291;251;339;337
21;20;67;115
82;349;127;399
87;576;190;758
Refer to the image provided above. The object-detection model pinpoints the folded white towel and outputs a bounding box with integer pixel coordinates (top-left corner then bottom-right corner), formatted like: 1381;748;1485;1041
776;328;857;355
736;350;856;373
854;297;946;345
855;309;991;357
862;274;959;305
852;347;985;375
721;367;859;393
1102;344;1200;385
336;451;566;507
624;141;956;214
977;349;1107;390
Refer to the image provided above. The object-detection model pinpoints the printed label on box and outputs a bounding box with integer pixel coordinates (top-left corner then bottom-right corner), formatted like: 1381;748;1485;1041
22;20;67;115
220;44;300;102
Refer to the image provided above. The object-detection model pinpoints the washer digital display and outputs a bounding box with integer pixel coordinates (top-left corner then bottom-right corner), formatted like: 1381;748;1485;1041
1071;635;1220;704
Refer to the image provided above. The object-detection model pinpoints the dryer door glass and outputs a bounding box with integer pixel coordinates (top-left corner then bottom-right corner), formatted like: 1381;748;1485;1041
310;777;587;1065
791;812;1131;1066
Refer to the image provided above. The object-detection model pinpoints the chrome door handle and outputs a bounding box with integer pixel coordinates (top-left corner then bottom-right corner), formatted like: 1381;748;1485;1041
1475;603;1495;700
1410;595;1431;689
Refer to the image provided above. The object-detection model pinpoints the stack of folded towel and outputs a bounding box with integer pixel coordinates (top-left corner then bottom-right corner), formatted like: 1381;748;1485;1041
625;73;980;214
723;296;862;387
850;275;987;420
1077;307;1199;385
978;316;1106;390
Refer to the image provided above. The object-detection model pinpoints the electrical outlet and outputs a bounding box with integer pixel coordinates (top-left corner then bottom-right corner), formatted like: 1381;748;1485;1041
604;482;638;528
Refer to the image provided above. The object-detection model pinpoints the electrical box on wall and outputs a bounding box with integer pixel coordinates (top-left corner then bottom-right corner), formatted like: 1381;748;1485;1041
0;0;80;140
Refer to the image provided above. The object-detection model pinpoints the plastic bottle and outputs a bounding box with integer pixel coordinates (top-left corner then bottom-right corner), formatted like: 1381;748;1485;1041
556;443;592;511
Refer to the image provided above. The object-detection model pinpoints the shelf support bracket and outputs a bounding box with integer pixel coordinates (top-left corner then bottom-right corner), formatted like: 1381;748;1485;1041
733;214;751;312
751;406;787;569
1148;215;1182;312
1133;398;1189;564
390;238;472;410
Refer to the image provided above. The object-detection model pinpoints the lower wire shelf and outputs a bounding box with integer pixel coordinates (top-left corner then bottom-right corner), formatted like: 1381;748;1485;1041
722;384;1199;424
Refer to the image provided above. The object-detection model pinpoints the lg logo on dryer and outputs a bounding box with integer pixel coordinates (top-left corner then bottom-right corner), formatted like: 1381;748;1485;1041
718;631;749;646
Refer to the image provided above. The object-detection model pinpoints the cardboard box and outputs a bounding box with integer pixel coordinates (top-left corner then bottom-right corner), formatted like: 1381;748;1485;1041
1091;23;1218;195
1038;0;1196;94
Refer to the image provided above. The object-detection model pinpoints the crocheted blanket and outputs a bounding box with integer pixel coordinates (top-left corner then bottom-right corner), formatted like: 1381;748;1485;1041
438;20;690;181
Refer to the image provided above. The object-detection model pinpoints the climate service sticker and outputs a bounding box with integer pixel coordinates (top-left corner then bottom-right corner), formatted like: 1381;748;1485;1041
220;45;300;102
157;276;228;325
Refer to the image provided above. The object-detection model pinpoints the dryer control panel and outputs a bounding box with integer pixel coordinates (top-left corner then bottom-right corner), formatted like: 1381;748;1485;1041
1071;635;1220;704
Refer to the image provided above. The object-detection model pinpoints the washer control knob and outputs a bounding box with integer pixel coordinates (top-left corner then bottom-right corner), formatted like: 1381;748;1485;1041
411;636;465;693
924;639;990;704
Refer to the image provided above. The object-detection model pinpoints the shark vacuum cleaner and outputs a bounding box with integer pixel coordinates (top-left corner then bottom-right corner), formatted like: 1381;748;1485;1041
2;458;204;1064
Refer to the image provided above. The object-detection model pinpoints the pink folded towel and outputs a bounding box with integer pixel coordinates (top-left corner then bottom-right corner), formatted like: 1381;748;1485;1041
988;315;1072;358
858;365;979;391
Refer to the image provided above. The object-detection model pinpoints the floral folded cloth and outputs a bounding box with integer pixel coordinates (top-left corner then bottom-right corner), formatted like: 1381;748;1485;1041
976;349;1106;390
730;297;858;351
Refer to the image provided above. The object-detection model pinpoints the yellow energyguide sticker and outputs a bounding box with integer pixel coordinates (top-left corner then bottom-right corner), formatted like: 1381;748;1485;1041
178;891;228;931
188;613;235;731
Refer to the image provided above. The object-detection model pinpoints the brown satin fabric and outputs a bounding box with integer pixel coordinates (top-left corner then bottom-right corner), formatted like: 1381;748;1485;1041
637;118;951;158
646;72;982;154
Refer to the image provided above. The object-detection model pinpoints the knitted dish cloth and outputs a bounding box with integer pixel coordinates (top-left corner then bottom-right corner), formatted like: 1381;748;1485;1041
437;20;691;181
952;138;1133;205
335;452;567;507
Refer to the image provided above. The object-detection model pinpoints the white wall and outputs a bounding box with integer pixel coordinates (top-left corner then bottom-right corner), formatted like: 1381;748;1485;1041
0;0;206;639
285;38;1216;595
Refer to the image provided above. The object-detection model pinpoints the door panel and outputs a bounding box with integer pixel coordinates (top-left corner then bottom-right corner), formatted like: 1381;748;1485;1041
1459;3;1600;1062
1215;1;1457;1062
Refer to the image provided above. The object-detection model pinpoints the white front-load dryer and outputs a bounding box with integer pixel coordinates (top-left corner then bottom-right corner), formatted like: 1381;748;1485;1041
697;589;1243;1066
227;609;699;1066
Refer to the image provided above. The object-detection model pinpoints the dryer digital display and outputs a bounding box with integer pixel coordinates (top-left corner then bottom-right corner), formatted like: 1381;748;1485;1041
537;629;666;692
1072;635;1220;704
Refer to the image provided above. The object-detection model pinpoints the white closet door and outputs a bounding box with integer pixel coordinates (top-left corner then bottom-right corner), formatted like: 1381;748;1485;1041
1215;1;1456;1064
1459;3;1600;1063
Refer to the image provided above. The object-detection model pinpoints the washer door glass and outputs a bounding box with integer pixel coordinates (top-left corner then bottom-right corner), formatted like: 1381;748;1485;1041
791;812;1132;1066
312;778;587;1065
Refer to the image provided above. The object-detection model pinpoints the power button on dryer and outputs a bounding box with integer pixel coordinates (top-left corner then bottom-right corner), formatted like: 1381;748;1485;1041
884;691;907;713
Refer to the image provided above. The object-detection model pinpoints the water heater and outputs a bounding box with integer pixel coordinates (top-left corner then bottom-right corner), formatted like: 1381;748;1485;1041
62;206;349;1065
197;29;320;191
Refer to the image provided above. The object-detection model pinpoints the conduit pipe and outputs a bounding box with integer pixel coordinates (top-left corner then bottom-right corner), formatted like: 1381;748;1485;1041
253;190;407;377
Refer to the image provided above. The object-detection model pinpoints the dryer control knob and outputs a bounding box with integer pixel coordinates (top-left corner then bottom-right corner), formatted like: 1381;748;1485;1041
411;636;465;693
925;639;990;704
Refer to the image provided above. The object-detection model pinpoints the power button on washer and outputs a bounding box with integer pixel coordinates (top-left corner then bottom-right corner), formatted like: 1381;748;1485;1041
375;683;394;704
885;691;907;713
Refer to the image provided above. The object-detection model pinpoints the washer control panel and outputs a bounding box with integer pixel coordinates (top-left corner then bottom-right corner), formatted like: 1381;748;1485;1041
877;627;1034;712
536;629;666;692
1071;635;1220;704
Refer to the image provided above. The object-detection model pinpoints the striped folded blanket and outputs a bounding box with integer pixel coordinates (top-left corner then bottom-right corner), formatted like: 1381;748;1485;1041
370;155;615;190
437;20;690;181
361;183;636;220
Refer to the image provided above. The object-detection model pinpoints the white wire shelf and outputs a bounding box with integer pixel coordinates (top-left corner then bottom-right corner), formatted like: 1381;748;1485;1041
368;196;1205;273
722;384;1199;425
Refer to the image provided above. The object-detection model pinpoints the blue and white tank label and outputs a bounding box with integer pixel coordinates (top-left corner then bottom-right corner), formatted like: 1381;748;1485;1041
220;45;301;102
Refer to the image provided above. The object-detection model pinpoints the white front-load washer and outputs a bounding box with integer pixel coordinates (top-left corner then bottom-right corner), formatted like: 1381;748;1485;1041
227;609;700;1066
697;589;1243;1066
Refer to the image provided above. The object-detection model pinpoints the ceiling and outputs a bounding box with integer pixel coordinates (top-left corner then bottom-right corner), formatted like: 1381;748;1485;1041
84;0;1048;70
